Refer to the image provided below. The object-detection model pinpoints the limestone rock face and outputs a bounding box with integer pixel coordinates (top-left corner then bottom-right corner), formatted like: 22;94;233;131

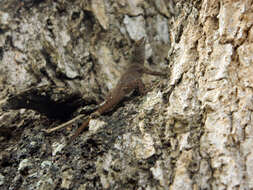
0;0;252;189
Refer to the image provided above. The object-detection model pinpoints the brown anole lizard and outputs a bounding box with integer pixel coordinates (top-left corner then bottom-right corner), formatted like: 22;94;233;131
70;37;166;141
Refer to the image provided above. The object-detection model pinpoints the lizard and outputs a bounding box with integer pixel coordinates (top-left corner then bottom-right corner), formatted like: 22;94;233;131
70;37;167;141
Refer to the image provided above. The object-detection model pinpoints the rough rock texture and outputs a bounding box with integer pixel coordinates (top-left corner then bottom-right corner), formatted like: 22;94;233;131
0;0;253;189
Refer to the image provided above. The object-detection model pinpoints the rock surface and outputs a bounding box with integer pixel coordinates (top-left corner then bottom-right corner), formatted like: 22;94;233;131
0;0;253;189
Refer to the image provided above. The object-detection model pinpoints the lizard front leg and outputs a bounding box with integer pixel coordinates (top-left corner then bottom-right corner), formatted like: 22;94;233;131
137;79;146;95
142;67;167;77
69;117;91;142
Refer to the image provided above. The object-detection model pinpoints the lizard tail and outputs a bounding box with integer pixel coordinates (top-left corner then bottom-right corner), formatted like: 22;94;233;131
69;117;91;142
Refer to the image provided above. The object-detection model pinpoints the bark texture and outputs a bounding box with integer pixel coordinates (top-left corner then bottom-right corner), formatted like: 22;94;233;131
0;0;253;189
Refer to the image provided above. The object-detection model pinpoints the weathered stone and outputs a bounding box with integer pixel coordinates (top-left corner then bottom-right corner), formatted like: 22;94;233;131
52;142;65;156
36;175;54;190
123;15;146;40
0;11;10;30
91;0;109;30
61;169;73;189
0;0;252;189
18;159;33;174
134;133;156;160
0;173;4;186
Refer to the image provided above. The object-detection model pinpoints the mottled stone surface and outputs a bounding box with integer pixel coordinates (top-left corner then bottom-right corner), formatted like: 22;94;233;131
0;0;252;189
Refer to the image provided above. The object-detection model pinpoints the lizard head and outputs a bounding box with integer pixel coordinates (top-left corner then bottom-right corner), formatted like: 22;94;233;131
132;37;146;64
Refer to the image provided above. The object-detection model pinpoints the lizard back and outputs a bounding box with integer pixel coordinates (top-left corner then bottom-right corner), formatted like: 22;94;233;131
96;37;146;115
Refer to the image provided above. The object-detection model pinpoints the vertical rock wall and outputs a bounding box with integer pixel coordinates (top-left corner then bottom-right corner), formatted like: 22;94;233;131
0;0;253;189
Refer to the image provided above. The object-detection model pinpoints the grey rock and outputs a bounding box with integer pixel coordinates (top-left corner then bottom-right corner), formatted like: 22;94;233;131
0;173;4;186
18;159;33;174
123;15;146;40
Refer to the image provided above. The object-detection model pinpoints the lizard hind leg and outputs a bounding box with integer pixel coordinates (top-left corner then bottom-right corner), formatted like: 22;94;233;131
69;117;91;142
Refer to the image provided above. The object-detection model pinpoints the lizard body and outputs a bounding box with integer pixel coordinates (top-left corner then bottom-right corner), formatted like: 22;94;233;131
70;37;166;141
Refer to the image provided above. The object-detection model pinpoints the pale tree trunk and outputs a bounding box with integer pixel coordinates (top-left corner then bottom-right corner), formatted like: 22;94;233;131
0;0;252;189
